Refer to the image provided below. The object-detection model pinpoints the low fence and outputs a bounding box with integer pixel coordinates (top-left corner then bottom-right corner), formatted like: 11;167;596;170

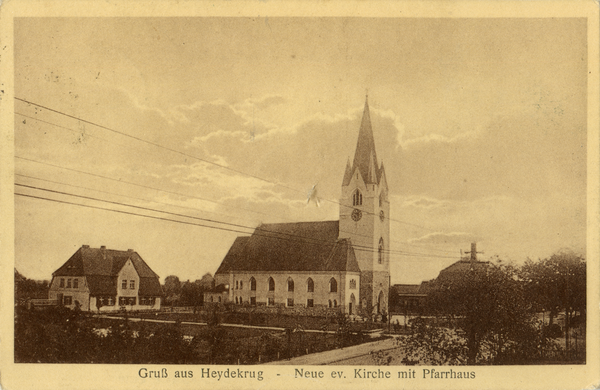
27;299;59;309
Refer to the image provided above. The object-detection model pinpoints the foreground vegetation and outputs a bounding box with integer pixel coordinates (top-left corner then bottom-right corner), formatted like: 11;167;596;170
14;306;379;364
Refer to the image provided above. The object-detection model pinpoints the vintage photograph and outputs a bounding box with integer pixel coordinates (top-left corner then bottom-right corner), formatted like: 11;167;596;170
2;3;598;389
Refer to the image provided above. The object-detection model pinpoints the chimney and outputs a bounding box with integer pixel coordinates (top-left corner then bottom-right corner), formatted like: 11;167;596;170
100;245;106;249
82;245;89;249
128;249;134;252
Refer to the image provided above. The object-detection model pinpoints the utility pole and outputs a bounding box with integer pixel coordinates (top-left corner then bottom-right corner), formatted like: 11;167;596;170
464;242;483;263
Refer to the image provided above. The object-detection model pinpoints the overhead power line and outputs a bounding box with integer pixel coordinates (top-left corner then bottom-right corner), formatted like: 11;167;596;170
15;162;451;255
15;185;458;261
15;97;433;232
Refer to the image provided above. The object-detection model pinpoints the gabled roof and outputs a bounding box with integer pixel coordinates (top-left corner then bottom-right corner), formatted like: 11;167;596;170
53;246;163;296
216;221;361;274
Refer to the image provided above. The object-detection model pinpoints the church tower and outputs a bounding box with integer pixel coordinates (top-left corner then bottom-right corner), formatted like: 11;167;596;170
339;97;390;315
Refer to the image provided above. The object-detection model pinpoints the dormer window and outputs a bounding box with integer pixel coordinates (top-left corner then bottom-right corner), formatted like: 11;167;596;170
352;189;363;206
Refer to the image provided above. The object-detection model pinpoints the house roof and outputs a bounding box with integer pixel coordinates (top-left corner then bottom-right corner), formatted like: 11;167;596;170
215;220;361;274
392;284;421;295
436;259;491;283
53;246;163;296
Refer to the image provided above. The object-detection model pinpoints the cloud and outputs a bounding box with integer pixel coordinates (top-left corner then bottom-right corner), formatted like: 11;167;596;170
409;232;478;246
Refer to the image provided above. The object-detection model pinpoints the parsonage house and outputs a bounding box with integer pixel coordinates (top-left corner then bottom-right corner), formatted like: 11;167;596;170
206;97;391;316
48;245;163;311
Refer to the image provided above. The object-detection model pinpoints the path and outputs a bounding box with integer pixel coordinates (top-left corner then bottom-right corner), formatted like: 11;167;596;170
263;333;403;365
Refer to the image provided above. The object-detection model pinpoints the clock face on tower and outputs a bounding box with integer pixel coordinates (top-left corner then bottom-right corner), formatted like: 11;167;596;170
380;210;385;222
351;208;362;222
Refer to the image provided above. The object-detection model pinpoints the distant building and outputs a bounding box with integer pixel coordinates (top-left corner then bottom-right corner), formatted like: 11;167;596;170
390;282;430;314
48;245;163;311
208;97;390;315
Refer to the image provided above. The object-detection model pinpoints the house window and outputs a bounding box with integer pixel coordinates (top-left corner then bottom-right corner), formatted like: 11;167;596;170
250;297;256;305
99;297;105;305
353;189;363;206
329;278;338;293
268;277;275;291
119;297;125;306
218;296;222;303
60;278;65;288
235;296;239;304
328;300;332;308
73;278;79;289
287;298;294;307
350;279;357;289
378;238;384;264
250;277;256;291
287;278;294;292
130;280;135;289
333;300;338;308
140;297;146;305
121;280;127;289
268;297;275;306
307;299;314;307
63;296;72;305
66;279;72;288
236;281;239;290
307;278;314;292
240;281;243;290
107;297;114;306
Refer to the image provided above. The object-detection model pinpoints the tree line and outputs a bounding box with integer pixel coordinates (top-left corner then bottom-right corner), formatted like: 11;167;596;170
399;250;586;365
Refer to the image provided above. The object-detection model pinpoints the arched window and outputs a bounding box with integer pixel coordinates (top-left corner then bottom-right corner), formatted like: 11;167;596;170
329;278;337;293
235;281;239;290
378;238;384;264
379;192;383;207
349;279;356;289
240;281;243;290
268;277;275;291
352;189;363;206
307;278;314;293
328;299;332;308
235;296;238;304
250;277;256;291
333;300;338;307
287;278;294;292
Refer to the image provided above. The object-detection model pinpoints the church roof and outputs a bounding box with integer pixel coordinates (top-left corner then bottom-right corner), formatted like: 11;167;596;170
52;246;163;296
215;220;361;274
351;98;380;185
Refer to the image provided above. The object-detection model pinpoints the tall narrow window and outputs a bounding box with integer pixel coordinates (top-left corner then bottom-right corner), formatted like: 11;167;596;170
73;279;79;289
121;280;127;289
287;278;294;292
378;238;384;264
250;277;256;291
60;278;65;288
66;279;72;288
130;280;135;289
268;277;275;291
329;278;337;293
307;278;314;293
352;189;363;206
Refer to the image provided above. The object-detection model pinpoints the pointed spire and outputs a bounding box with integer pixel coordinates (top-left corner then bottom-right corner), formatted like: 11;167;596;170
342;158;353;186
351;96;379;185
368;151;378;183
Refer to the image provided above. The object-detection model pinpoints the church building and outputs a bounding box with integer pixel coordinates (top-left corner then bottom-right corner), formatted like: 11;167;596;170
208;97;390;315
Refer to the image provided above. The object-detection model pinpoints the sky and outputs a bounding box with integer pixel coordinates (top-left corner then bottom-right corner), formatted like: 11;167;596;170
13;17;587;284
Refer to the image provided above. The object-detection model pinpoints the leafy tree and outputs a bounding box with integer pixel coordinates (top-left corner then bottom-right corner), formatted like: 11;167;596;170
409;261;544;364
521;250;586;355
163;275;181;306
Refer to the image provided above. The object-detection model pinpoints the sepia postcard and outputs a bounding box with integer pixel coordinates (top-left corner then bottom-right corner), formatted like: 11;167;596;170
0;1;598;389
